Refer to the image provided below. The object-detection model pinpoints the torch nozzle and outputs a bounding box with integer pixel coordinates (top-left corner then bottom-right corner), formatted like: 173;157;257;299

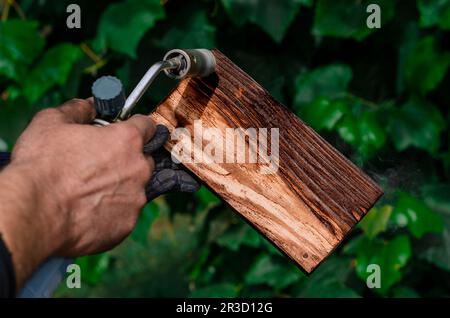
163;49;216;79
118;49;216;120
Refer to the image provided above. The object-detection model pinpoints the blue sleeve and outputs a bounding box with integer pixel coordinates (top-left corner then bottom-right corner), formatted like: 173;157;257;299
0;234;16;298
0;153;16;297
0;152;11;168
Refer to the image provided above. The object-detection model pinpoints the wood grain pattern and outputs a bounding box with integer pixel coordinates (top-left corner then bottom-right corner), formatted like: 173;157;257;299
150;50;383;273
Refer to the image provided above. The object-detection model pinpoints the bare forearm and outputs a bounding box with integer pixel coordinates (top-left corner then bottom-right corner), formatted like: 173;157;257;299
0;163;59;290
0;99;156;292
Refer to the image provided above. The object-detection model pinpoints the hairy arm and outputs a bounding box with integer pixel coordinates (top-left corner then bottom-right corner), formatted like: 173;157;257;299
0;163;56;291
0;98;156;291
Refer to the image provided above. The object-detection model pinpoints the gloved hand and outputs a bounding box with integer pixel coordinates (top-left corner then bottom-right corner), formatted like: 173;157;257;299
143;124;200;200
0;124;198;299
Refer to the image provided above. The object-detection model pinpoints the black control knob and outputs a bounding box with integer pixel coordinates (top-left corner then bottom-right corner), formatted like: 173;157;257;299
92;76;126;119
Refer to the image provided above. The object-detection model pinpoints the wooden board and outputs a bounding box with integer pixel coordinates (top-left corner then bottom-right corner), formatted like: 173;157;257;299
150;49;383;273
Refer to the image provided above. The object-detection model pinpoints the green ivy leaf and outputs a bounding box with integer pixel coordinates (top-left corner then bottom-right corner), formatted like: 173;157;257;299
76;253;110;285
195;186;221;212
313;0;395;40
404;36;450;95
5;85;22;102
422;184;450;216
391;192;443;238
189;283;238;298
294;64;387;159
355;235;411;295
342;235;365;256
293;257;359;297
300;98;349;131
216;224;261;251
0;20;45;82
0;138;7;151
221;0;310;43
261;237;283;256
245;254;302;290
0;99;33;145
359;205;393;239
131;202;159;245
336;110;387;158
293;64;353;108
22;43;83;103
396;22;420;95
421;184;450;271
96;0;165;58
357;111;387;156
388;97;446;154
418;0;450;29
154;10;216;49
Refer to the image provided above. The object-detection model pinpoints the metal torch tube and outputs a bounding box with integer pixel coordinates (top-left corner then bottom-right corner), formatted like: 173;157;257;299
118;59;180;120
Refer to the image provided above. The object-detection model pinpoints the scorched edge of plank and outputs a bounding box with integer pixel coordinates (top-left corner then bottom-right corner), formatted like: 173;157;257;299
150;49;383;273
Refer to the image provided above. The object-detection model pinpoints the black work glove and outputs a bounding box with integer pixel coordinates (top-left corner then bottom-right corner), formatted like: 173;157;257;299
144;125;200;201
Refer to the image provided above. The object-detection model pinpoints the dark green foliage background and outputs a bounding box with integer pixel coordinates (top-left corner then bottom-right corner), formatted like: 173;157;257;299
1;0;450;297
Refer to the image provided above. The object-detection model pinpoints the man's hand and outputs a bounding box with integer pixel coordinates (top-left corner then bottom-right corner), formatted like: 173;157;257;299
0;98;156;289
